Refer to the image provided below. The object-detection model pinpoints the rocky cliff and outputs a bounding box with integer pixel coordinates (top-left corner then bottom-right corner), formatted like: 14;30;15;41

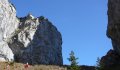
0;0;63;65
107;0;120;55
100;0;120;69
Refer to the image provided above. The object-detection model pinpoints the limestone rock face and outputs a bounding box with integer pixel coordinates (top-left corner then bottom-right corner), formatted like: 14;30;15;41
0;0;63;65
9;15;63;65
0;0;19;61
0;41;14;61
107;0;120;55
0;0;19;40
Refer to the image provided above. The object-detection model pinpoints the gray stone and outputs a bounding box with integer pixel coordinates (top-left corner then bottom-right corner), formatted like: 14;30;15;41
9;14;63;65
0;0;63;65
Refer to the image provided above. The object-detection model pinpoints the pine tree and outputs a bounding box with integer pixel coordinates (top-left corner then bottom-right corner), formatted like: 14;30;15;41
96;57;103;70
67;51;80;70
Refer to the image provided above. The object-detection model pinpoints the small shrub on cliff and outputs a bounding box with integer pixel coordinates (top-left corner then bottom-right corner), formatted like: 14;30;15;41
67;51;80;70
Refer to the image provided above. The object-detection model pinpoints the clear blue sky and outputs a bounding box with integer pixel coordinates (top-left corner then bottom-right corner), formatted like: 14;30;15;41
10;0;112;66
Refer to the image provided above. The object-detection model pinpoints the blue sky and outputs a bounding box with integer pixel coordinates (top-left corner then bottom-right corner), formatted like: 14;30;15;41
10;0;112;66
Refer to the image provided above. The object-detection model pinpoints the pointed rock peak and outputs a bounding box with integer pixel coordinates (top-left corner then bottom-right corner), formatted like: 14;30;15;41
27;13;35;19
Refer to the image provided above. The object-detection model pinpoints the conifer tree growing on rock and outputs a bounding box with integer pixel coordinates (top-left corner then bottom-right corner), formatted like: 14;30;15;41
67;51;80;70
95;57;103;70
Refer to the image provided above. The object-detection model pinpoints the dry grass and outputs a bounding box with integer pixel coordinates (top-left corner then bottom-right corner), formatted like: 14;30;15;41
0;62;67;70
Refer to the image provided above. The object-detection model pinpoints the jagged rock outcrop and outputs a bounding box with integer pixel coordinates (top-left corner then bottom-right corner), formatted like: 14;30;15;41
100;0;120;69
9;15;63;65
0;0;63;65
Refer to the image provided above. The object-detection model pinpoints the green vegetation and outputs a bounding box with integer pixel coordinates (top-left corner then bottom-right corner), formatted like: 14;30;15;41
95;57;103;70
67;51;80;70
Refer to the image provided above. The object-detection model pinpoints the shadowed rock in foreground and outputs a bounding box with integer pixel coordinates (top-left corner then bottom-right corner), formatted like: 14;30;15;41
107;0;120;55
100;0;120;70
100;50;120;67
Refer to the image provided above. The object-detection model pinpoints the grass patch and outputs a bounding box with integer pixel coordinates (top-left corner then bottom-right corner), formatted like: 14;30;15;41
0;62;67;70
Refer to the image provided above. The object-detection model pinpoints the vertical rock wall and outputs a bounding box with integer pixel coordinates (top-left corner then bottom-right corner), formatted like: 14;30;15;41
107;0;120;55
